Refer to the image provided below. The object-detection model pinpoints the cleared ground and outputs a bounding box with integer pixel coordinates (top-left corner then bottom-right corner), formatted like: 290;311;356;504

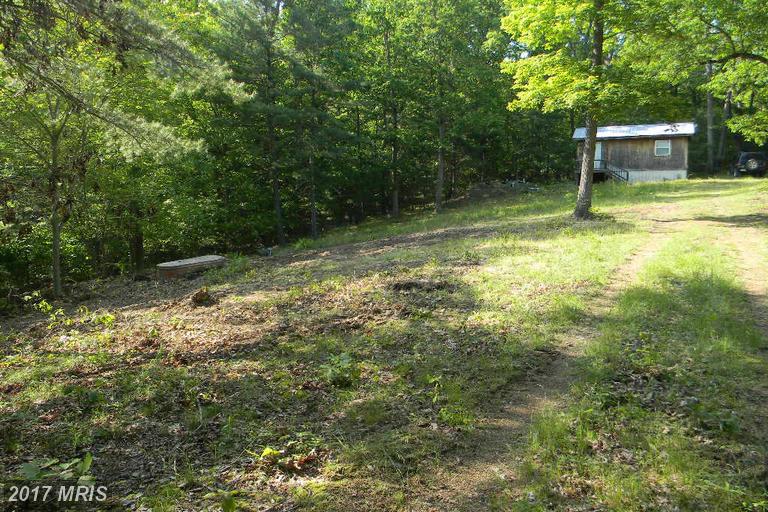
1;179;767;511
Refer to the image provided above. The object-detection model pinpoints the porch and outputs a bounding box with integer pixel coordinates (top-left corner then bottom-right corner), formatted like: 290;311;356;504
574;159;629;183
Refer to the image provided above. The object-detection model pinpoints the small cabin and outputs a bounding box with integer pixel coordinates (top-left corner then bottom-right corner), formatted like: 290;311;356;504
573;122;696;184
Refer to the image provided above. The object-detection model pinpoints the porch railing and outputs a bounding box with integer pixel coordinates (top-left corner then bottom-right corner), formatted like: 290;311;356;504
573;160;629;183
608;166;629;182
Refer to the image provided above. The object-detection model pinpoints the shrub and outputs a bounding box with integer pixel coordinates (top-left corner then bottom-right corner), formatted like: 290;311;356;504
319;353;361;388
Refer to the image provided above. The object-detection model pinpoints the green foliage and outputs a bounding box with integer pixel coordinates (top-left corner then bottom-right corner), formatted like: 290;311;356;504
0;0;765;296
501;0;677;120
0;224;92;294
437;405;475;428
204;254;254;284
319;353;361;388
142;483;187;512
18;453;95;485
0;0;582;295
631;0;768;145
202;490;239;512
87;311;116;329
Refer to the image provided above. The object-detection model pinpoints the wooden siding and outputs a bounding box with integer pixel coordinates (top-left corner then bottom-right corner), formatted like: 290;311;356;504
576;137;689;171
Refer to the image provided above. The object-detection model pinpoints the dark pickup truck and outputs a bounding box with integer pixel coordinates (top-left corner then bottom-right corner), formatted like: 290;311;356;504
731;152;767;177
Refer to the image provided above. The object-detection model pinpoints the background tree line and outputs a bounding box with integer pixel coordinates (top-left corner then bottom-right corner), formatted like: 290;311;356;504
0;0;766;303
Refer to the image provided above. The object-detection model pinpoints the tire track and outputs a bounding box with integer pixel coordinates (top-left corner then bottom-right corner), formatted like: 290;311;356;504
406;211;679;511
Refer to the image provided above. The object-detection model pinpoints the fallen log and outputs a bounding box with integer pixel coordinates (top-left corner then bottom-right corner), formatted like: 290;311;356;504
157;255;227;279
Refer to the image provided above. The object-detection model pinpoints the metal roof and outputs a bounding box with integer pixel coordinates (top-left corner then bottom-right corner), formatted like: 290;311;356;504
572;122;696;140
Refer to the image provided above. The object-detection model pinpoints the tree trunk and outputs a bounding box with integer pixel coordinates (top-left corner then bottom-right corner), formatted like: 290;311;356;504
380;107;391;215
307;83;323;238
435;119;446;213
391;182;399;217
448;150;456;200
575;115;598;219
49;128;63;297
384;26;400;217
705;61;715;173
309;152;318;239
267;121;285;245
130;222;144;274
391;105;400;217
127;201;144;274
574;0;603;220
263;23;285;245
480;148;486;183
717;90;732;164
51;211;63;297
271;160;285;245
355;107;366;223
131;231;144;274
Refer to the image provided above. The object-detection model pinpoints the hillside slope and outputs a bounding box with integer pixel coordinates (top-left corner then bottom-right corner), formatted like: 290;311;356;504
1;179;767;511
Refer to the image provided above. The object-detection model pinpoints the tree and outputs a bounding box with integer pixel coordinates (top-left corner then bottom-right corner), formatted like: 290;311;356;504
0;58;99;297
286;0;357;237
634;0;768;146
502;0;640;218
705;60;716;172
0;2;204;295
0;0;201;101
0;0;611;297
213;0;302;245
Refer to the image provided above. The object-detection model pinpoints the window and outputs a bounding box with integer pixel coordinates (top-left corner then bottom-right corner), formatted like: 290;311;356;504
655;139;671;157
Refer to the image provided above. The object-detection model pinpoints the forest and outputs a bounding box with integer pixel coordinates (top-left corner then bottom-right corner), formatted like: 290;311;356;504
0;0;766;301
2;2;768;510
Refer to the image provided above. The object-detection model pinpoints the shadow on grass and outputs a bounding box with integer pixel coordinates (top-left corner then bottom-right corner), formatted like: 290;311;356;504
11;178;751;329
0;215;634;510
6;180;762;509
692;213;768;228
484;260;768;511
293;179;754;254
649;213;768;233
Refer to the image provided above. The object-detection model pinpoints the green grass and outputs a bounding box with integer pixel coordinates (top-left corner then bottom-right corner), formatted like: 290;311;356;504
502;206;768;510
287;179;756;251
1;178;767;510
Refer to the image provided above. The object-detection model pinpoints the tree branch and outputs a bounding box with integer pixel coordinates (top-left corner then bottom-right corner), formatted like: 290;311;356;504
709;52;768;66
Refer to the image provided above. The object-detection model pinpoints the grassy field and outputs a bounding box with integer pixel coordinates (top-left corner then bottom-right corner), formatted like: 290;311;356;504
1;179;767;511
